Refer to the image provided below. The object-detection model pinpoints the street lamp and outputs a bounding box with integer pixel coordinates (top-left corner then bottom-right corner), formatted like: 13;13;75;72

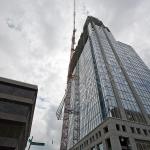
28;136;45;150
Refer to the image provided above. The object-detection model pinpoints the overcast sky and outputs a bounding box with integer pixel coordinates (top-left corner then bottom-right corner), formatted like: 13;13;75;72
0;0;150;149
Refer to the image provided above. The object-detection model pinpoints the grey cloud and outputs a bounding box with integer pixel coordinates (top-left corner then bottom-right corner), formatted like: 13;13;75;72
44;104;62;150
138;48;150;67
36;105;47;110
6;18;22;31
85;0;142;32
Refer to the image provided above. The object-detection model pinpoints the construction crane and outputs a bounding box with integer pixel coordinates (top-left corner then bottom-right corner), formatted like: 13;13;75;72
56;0;76;118
56;0;80;150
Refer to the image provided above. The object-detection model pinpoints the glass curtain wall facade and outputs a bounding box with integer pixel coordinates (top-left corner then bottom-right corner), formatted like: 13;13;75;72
79;38;103;139
115;42;150;118
67;17;150;149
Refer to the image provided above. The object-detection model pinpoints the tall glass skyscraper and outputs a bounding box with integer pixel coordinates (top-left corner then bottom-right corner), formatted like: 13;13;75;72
63;16;150;150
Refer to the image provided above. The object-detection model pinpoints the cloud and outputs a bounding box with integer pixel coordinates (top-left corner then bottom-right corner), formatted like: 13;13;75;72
6;18;22;31
0;0;150;150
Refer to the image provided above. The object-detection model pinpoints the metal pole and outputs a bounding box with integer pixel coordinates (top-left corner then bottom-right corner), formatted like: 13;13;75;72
28;136;33;150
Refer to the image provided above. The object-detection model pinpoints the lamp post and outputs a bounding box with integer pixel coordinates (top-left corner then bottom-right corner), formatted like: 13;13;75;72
28;136;45;150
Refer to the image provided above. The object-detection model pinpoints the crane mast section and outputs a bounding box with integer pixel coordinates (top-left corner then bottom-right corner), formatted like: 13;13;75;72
57;0;80;149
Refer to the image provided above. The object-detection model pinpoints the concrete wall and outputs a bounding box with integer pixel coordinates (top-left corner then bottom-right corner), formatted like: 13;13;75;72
70;118;150;150
0;77;37;150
